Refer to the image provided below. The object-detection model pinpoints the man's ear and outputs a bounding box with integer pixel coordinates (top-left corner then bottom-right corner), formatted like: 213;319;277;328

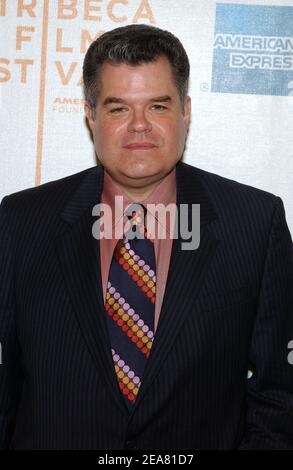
84;103;95;131
183;96;191;129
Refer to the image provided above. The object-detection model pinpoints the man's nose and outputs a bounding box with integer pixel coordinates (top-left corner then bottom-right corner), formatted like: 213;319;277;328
127;109;152;133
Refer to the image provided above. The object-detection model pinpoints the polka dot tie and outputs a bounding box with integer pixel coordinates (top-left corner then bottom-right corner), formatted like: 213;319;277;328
104;203;156;412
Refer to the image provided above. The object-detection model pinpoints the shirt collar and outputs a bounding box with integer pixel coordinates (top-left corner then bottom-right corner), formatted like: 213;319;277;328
101;167;176;235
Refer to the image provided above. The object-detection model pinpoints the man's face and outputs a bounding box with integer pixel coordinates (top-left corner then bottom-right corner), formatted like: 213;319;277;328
85;55;191;191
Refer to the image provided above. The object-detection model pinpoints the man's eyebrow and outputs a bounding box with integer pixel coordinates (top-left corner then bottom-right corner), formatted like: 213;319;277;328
103;97;125;106
150;95;172;103
103;95;172;106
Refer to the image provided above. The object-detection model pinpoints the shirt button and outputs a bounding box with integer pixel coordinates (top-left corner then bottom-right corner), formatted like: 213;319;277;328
125;440;138;449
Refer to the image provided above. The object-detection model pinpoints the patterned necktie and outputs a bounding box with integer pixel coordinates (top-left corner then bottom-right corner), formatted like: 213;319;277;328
104;203;156;411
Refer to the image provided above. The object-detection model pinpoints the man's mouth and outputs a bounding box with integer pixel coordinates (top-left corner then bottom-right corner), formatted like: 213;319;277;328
123;143;157;150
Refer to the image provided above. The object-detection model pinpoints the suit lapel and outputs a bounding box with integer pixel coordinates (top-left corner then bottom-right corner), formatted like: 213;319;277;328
54;161;220;419
55;165;130;417
130;162;220;415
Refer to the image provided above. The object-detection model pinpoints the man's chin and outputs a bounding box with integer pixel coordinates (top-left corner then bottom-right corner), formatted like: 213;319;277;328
120;168;162;182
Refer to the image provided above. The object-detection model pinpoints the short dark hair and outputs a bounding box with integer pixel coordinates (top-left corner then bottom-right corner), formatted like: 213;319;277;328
83;24;190;115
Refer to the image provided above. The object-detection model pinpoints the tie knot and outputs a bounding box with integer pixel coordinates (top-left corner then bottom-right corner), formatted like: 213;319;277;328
125;203;146;221
124;203;147;238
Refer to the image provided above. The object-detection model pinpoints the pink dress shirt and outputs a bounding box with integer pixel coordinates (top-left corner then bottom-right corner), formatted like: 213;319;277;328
99;168;176;334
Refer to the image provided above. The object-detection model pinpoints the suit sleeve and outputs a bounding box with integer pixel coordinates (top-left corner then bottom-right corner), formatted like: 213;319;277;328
0;197;24;449
238;197;293;449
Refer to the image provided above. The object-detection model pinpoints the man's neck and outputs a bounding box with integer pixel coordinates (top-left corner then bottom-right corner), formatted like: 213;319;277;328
121;184;161;202
109;175;167;202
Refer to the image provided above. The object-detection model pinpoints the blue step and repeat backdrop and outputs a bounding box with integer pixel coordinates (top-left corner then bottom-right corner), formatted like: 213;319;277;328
0;0;292;234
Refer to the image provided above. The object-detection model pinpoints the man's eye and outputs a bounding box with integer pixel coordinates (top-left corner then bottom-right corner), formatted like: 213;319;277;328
110;107;127;114
151;104;167;111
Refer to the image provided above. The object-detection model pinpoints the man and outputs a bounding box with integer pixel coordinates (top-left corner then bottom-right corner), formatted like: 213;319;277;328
0;24;292;450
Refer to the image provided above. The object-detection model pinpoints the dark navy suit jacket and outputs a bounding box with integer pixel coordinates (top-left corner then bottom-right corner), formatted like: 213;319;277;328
0;160;292;449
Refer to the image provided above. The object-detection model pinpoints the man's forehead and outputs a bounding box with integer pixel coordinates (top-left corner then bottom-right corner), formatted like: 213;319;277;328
98;57;177;99
99;56;173;83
